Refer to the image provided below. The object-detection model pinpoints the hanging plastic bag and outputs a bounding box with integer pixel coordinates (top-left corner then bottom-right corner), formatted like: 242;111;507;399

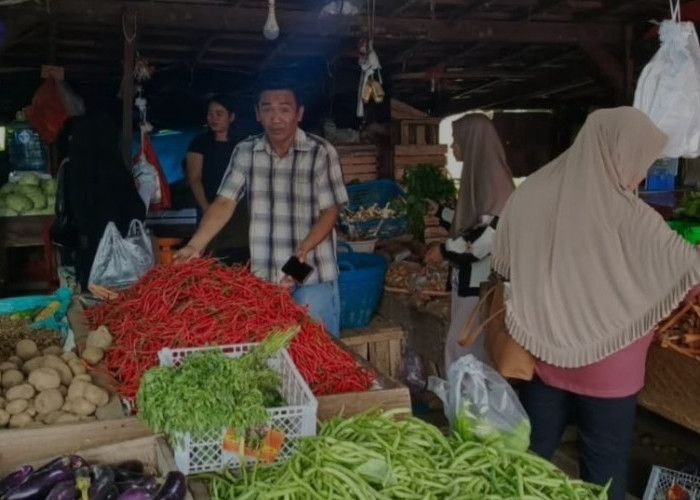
88;220;155;291
24;78;68;144
634;2;700;158
133;125;172;212
428;354;531;452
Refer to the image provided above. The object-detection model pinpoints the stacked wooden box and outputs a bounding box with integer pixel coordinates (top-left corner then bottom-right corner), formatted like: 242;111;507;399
391;116;447;182
423;215;449;245
336;144;379;184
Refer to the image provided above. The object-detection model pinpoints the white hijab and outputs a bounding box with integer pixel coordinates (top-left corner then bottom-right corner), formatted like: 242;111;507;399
493;107;700;367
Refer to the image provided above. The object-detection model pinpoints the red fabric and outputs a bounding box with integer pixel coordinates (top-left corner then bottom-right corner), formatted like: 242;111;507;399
134;128;171;211
24;79;68;144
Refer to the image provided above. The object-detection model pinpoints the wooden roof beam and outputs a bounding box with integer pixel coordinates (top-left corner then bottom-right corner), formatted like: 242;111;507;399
13;0;624;44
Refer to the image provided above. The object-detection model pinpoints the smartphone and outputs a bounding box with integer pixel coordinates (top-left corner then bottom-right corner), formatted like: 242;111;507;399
282;256;314;284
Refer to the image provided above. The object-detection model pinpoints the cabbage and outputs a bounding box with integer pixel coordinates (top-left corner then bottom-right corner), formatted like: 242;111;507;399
42;178;57;195
16;184;43;197
25;191;46;210
5;193;33;213
0;183;14;195
0;195;4;209
15;172;41;186
0;207;18;217
22;208;45;216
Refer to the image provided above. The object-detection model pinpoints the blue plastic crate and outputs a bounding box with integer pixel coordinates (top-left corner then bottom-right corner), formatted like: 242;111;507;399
337;243;388;329
342;180;408;239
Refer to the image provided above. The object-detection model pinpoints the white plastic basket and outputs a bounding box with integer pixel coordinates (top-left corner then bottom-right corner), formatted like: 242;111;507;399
344;239;378;253
158;343;318;475
643;465;700;500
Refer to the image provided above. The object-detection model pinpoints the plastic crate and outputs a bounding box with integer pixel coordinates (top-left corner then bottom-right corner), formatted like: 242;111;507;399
643;465;700;500
157;343;317;475
337;243;388;329
342;180;408;240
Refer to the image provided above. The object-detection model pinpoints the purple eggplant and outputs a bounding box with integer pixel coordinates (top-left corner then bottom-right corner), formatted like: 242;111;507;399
117;487;155;500
89;466;115;500
35;457;71;475
111;469;142;484
115;462;143;475
0;466;33;497
3;463;73;500
70;455;89;470
152;473;186;500
45;480;76;500
116;476;157;495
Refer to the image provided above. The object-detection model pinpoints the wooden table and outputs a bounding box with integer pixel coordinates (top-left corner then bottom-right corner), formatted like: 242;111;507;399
0;215;52;247
638;343;700;435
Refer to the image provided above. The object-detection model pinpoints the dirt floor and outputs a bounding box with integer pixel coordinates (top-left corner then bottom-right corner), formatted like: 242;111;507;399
412;392;700;500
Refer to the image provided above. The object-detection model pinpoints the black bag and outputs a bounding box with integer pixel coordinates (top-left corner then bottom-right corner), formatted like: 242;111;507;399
50;158;77;247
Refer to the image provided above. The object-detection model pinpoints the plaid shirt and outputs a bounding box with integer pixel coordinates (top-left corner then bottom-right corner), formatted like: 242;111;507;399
218;129;348;285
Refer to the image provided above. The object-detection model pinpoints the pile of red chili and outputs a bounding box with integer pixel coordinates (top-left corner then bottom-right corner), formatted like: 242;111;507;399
85;259;375;399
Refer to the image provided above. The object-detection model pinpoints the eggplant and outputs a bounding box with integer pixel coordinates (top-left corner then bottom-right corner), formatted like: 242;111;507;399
70;455;89;471
111;469;143;484
3;463;73;500
88;466;115;500
35;457;71;475
115;462;144;475
117;487;155;500
106;486;119;500
75;467;90;500
45;480;76;500
116;476;157;494
151;473;186;500
0;466;33;497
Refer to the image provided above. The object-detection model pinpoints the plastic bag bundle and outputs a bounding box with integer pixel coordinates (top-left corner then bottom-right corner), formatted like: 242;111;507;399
429;354;531;452
634;1;700;158
88;220;155;290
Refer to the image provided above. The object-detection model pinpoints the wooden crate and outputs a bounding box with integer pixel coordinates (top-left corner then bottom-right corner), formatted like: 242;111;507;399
391;98;428;120
392;119;441;146
0;417;151;472
340;318;403;378
317;334;411;421
336;144;379;184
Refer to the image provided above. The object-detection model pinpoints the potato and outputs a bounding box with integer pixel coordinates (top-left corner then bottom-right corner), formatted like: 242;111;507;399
87;326;113;351
35;389;64;415
83;384;109;407
68;359;86;376
28;368;61;391
22;356;45;375
74;374;92;383
16;339;39;361
9;411;32;428
54;412;80;424
0;408;9;426
25;421;44;429
43;355;73;386
7;356;22;366
0;361;18;372
61;400;73;413
43;410;65;425
61;351;78;362
81;347;104;365
69;397;96;416
2;369;24;389
0;396;5;409
67;379;88;400
6;399;29;415
26;401;37;417
42;346;63;357
58;385;68;396
6;383;35;401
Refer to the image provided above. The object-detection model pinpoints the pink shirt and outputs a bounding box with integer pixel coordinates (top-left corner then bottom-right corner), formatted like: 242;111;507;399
536;283;700;398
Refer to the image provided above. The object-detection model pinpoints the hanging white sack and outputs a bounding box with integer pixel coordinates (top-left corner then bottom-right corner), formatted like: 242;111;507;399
634;2;700;158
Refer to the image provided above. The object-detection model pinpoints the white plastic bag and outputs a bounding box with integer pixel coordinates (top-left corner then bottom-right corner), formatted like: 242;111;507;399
132;155;159;211
634;3;700;158
428;354;531;452
88;220;155;290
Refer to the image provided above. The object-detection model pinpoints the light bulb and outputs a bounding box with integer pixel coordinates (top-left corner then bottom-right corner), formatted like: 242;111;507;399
263;0;279;40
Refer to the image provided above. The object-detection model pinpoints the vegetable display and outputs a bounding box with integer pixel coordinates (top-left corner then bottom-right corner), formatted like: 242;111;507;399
206;410;609;500
85;259;374;400
137;329;293;441
0;315;62;360
385;262;448;294
0;338;110;428
0;173;57;217
402;165;457;240
656;295;700;360
0;456;187;500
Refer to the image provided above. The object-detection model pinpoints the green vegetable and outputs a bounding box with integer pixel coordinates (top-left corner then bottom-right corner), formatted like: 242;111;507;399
402;165;457;239
4;194;33;213
0;207;18;217
0;183;13;196
137;328;296;443
15;172;41;186
205;410;609;500
42;178;57;196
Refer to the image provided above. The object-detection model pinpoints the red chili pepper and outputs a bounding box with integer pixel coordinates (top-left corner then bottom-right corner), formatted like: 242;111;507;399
85;258;375;400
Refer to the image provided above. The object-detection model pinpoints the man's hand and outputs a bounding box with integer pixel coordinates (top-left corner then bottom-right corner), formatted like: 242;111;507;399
174;244;202;263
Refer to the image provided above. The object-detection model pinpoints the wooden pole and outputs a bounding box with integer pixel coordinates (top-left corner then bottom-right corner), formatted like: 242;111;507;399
623;24;634;105
122;9;136;168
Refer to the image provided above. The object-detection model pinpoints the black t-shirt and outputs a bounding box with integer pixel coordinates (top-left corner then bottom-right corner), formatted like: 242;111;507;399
188;132;249;249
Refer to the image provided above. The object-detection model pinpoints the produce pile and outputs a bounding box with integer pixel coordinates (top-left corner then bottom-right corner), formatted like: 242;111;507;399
656;296;700;359
137;330;293;441
207;410;609;500
85;259;374;400
0;315;62;359
0;172;56;217
385;261;449;294
0;336;111;428
0;455;186;500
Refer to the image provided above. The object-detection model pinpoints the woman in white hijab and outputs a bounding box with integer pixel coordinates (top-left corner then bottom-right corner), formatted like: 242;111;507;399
492;107;700;500
425;113;514;375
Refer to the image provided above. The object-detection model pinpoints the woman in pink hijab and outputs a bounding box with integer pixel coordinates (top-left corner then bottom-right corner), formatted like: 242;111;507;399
425;113;515;375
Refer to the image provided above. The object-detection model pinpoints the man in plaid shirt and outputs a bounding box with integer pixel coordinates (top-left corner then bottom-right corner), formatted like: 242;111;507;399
176;82;348;336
